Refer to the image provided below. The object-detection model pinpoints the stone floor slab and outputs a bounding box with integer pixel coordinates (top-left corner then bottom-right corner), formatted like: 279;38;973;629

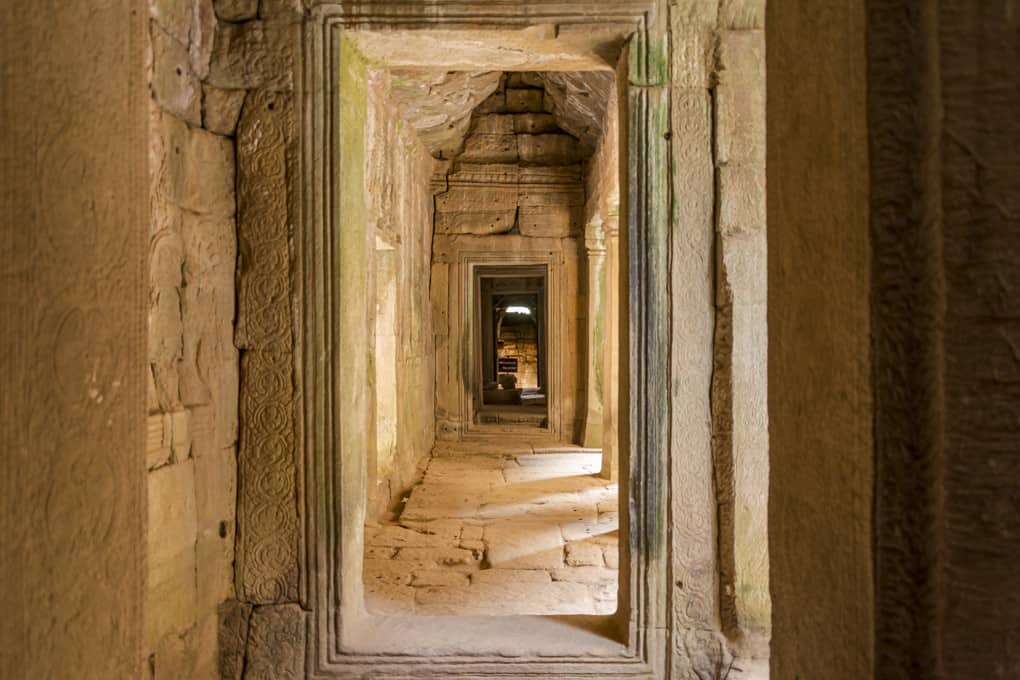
364;442;619;616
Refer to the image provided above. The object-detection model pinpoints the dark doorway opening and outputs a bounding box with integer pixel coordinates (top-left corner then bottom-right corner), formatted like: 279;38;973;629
476;265;548;427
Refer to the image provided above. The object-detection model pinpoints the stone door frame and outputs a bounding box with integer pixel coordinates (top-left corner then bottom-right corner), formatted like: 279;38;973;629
289;1;689;677
465;255;559;438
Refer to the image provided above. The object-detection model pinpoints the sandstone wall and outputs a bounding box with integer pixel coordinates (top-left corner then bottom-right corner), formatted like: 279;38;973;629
869;0;1020;676
366;70;438;517
145;0;243;676
669;3;770;665
1;1;147;676
767;1;873;678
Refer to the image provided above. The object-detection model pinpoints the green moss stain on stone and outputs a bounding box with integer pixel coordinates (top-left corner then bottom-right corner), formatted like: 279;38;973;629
338;35;371;540
629;30;670;87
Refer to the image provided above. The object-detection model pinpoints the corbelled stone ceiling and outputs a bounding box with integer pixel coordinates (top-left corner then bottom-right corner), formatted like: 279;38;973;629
389;70;614;159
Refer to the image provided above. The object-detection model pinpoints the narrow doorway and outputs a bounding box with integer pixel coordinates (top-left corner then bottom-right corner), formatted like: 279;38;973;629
476;265;548;428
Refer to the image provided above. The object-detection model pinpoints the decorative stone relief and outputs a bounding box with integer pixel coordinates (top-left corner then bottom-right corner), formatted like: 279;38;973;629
235;87;299;604
243;604;305;679
208;20;295;91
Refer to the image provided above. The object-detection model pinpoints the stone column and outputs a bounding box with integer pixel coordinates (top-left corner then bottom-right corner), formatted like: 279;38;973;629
581;220;607;449
715;27;770;657
600;217;621;480
2;1;147;676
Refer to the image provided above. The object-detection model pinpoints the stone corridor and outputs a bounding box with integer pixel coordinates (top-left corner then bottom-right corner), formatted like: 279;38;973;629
364;443;619;616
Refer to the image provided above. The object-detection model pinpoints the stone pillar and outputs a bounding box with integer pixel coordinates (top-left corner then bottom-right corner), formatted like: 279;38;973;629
582;220;607;449
600;218;621;480
2;1;147;676
767;1;873;677
713;28;770;656
371;244;399;517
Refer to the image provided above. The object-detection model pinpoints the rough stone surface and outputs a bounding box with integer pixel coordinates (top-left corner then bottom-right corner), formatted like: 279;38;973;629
202;85;246;135
214;0;259;22
207;20;294;91
217;600;252;680
234;88;299;603
717;30;766;166
389;70;503;158
364;71;438;516
2;3;148;659
151;23;203;126
538;71;615;156
145;6;241;675
364;447;618;616
768;2;873;678
243;605;304;679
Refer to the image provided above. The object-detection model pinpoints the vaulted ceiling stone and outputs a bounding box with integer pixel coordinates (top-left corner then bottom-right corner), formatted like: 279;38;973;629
389;70;614;160
388;70;503;159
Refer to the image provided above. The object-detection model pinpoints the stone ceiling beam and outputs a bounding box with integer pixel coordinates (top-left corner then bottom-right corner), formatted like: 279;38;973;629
347;29;626;71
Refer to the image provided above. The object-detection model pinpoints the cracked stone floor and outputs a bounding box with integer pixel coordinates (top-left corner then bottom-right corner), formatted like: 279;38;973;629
364;442;619;616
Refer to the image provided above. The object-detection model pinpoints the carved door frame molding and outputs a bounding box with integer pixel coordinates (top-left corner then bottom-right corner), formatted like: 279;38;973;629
289;1;685;677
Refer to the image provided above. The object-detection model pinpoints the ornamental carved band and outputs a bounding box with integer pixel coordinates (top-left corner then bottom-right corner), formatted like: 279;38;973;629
235;88;300;604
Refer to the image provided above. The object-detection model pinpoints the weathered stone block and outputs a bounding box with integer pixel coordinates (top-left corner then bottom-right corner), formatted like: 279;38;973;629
194;445;237;609
435;186;518;213
716;30;765;165
721;230;767;305
412;570;471;587
395;546;479;566
671;88;714;239
207;20;293;91
719;0;765;29
471;569;552;585
235;88;292;349
470;113;514;134
146;459;199;647
459;133;518;163
718;165;766;236
258;0;303;18
151;108;236;216
365;583;417;615
518;133;581;164
670;25;716;89
151;24;202;126
150;0;192;45
436;210;516;235
603;545;619;569
449;162;519;185
474;91;506;114
244;605;304;679
414;581;593;615
150;612;217;680
237;349;299;603
518;188;584;207
364;558;417;587
551;566;617;584
203;85;246;135
566;541;605;567
485;523;564;569
147;413;173;469
513;112;559;134
506;88;545;113
365;524;461;548
669;0;719;28
189;0;216;80
519;164;582;184
519;205;581;237
217;600;252;680
214;0;259;21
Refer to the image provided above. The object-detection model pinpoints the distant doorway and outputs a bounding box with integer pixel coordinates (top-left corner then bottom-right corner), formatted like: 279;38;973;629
475;264;548;428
